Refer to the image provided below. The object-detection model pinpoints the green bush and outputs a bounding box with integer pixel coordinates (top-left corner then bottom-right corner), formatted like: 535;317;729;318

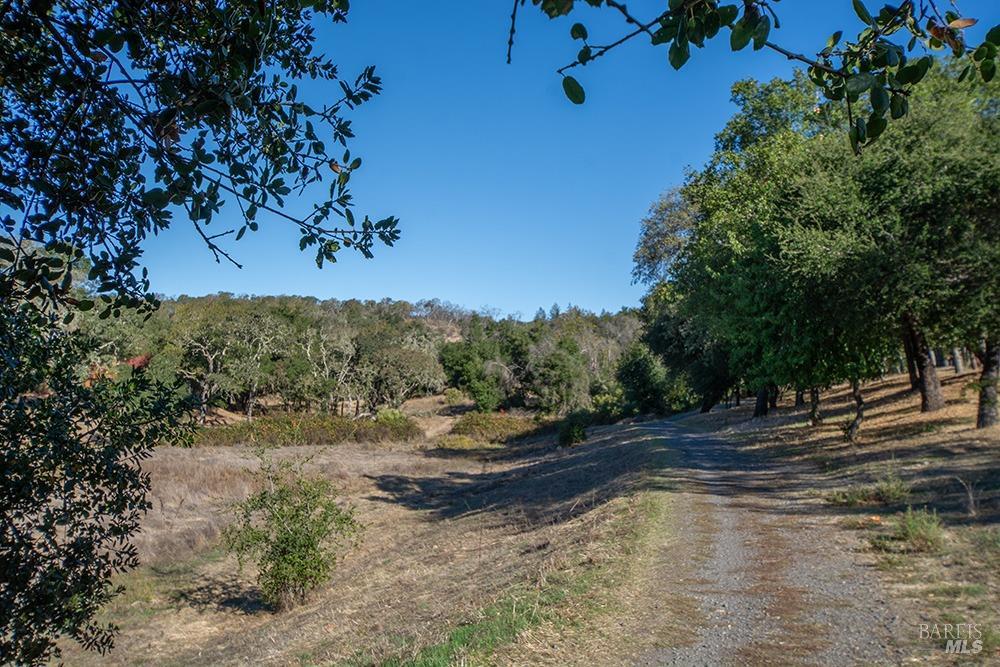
590;386;630;424
192;412;422;447
451;412;542;443
443;387;465;406
224;451;360;609
827;472;910;507
893;507;944;552
434;434;482;450
558;414;588;447
872;507;944;553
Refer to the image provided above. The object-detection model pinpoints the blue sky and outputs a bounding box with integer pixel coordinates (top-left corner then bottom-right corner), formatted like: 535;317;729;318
142;1;998;319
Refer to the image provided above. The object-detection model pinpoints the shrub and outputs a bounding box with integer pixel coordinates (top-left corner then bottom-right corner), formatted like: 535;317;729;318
827;472;910;507
443;387;465;406
224;450;360;609
451;412;541;443
374;408;412;430
434;434;482;450
616;343;669;415
591;386;631;424
873;507;944;553
558;414;588;447
893;507;944;552
192;412;422;447
467;377;504;413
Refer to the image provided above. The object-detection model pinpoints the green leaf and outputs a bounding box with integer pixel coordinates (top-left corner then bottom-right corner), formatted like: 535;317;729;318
668;0;685;10
889;93;908;120
730;19;753;51
852;0;873;25
142;188;169;208
827;31;843;49
870;85;890;116
76;299;95;312
845;72;877;97
866;114;887;140
668;40;690;70
987;24;1000;46
562;76;586;104
717;5;739;26
982;58;997;83
570;22;588;40
0;247;14;263
752;15;771;50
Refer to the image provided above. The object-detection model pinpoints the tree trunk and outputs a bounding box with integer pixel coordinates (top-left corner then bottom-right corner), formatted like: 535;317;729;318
734;381;741;406
809;388;822;426
904;315;945;412
902;330;919;389
952;348;964;375
975;338;999;429
845;379;864;442
753;386;769;418
767;384;778;409
794;389;805;406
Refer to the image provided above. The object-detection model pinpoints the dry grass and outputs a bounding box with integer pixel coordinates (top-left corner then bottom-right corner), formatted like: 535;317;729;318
62;417;674;665
686;372;1000;664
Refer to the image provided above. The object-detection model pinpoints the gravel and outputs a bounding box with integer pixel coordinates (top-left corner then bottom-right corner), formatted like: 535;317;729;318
636;421;905;666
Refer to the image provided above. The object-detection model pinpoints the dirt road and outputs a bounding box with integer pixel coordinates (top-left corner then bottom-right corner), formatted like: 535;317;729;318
583;419;907;666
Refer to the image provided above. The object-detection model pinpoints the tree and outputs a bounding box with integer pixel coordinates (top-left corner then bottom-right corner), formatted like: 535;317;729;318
520;1;998;152
1;2;396;660
1;0;399;314
226;311;286;420
0;305;188;664
224;448;360;610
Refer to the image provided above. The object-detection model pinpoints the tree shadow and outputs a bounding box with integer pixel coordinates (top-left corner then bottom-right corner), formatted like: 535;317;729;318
169;573;269;615
368;425;679;531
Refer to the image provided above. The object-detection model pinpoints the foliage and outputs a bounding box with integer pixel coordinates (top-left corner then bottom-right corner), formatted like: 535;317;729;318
631;66;998;426
877;507;945;553
1;0;398;315
76;294;450;420
192;412;422;448
616;342;693;416
558;413;589;447
224;450;360;609
450;412;543;444
527;0;998;152
0;305;190;665
434;434;482;450
440;308;642;413
443;387;466;406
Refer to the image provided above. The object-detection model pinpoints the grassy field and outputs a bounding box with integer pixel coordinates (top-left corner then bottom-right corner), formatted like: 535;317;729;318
61;397;679;666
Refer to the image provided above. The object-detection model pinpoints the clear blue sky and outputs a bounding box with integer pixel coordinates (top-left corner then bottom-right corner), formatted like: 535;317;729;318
142;1;997;318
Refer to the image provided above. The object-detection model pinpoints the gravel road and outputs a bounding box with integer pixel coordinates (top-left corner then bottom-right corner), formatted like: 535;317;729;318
634;420;906;666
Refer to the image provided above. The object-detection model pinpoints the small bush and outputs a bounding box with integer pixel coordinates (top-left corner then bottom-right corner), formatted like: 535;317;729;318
451;412;542;443
224;450;360;609
875;507;944;553
192;412;422;447
443;388;465;406
895;507;944;552
434;434;483;450
827;472;910;507
558;415;588;447
591;386;630;424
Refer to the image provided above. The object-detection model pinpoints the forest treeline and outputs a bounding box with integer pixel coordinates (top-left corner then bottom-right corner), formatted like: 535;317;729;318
76;294;680;423
630;63;999;434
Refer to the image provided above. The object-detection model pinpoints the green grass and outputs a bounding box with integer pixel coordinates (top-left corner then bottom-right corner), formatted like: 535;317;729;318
827;472;910;507
342;492;664;667
872;507;945;553
192;411;423;447
450;412;548;444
